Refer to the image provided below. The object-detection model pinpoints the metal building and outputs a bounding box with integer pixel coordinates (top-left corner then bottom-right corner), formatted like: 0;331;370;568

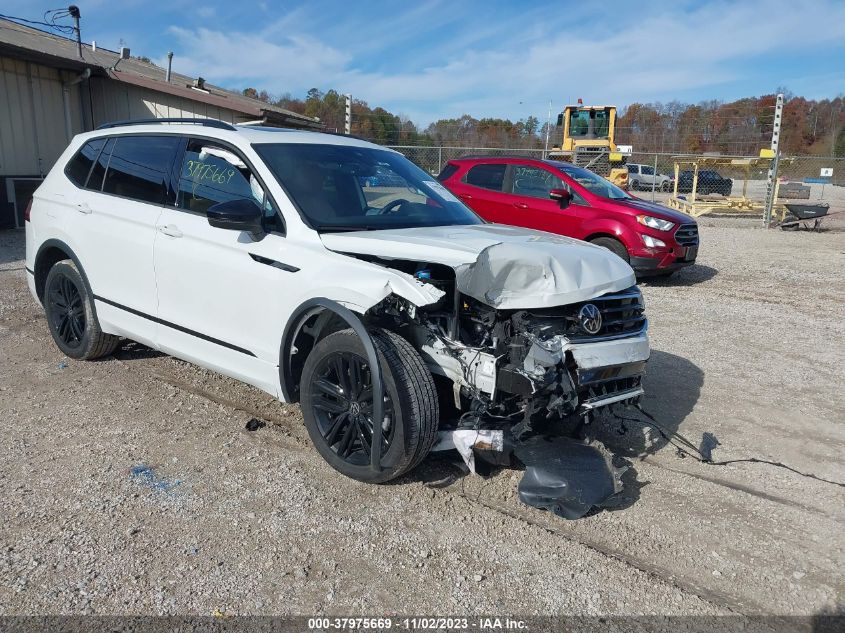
0;18;320;229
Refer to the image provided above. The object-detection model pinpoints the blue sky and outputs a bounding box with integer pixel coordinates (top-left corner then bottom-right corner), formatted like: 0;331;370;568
6;0;845;125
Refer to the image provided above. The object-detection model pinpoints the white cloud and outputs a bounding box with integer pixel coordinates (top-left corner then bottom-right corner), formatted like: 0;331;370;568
161;0;845;125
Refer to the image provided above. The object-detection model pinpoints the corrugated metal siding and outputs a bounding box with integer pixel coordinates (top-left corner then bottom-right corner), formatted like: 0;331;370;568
0;56;84;176
1;56;245;178
90;78;242;128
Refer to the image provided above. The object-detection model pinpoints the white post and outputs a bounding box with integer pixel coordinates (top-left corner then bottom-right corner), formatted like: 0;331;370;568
651;153;658;202
344;94;351;135
763;93;784;226
543;100;552;158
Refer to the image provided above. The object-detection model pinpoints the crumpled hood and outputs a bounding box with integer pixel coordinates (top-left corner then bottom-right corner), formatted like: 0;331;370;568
321;224;635;309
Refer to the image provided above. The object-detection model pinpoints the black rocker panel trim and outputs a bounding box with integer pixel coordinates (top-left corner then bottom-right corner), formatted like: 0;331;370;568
93;295;256;357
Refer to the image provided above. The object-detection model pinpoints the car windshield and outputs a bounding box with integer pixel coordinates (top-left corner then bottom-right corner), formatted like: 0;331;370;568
546;160;631;200
253;143;482;232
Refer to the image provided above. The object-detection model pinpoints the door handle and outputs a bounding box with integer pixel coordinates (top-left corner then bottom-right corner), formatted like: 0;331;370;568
513;202;529;209
76;202;92;214
157;224;183;238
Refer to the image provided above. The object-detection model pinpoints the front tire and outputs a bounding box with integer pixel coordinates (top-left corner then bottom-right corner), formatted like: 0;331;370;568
300;327;439;483
44;260;120;360
590;236;630;263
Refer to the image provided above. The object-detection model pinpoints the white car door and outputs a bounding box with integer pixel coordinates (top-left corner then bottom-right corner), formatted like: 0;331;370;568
73;134;182;346
153;137;310;396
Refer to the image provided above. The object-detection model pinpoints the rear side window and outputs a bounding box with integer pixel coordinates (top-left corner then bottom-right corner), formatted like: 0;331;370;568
87;137;114;191
436;163;459;182
464;163;506;191
103;136;181;205
65;138;106;187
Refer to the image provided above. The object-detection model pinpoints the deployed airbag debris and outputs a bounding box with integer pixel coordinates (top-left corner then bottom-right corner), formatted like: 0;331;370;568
514;435;626;519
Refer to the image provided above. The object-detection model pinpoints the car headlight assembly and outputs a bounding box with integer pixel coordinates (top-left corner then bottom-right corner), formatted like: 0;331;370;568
641;234;666;248
637;215;675;231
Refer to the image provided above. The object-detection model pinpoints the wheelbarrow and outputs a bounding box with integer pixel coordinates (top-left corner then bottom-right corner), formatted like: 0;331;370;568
777;202;832;230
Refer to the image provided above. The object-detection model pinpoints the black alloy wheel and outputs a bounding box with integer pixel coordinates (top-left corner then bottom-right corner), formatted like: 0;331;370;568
47;271;86;349
310;350;395;466
42;259;120;360
300;327;439;483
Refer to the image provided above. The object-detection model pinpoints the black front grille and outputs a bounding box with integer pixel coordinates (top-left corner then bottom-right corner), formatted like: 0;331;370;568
674;223;699;246
568;286;646;341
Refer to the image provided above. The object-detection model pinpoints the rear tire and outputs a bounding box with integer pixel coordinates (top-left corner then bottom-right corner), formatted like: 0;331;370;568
44;260;120;360
300;327;439;483
590;237;630;263
630;180;640;191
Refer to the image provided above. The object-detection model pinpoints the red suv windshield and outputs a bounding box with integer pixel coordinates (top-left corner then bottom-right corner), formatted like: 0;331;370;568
545;160;631;201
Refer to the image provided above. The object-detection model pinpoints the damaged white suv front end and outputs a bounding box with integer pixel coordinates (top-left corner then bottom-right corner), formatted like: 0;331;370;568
321;224;648;517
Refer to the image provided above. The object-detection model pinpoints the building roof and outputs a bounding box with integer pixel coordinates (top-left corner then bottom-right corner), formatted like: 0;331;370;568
0;18;321;129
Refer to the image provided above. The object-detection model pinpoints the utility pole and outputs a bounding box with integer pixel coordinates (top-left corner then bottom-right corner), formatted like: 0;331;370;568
543;100;552;158
763;93;784;226
344;94;351;135
68;5;82;59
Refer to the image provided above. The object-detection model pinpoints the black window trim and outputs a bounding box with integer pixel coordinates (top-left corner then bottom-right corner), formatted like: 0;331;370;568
171;134;287;237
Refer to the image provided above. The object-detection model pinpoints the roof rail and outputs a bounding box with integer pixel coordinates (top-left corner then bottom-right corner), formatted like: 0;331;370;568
96;118;237;131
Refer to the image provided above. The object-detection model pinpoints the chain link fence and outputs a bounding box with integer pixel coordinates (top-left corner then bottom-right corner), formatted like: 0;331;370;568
386;145;845;219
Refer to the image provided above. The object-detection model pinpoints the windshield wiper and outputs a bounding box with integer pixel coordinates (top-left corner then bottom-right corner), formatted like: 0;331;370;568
317;224;379;233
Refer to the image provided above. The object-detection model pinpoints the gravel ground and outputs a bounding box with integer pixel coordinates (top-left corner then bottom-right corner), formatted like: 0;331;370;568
0;222;843;618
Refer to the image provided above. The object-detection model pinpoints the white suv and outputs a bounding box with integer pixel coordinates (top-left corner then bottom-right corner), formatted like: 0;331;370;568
627;163;671;191
26;119;649;504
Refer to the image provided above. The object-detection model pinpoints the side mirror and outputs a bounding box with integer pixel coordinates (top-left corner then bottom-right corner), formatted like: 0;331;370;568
549;188;572;209
207;198;264;239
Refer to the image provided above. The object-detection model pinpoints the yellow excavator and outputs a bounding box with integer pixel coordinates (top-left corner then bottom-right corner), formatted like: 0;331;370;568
548;102;630;188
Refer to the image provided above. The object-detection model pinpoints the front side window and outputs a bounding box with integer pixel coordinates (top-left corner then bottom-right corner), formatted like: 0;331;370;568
464;164;506;191
65;138;106;187
511;166;564;199
641;165;654;175
254;143;482;232
103;136;181;205
176;139;282;232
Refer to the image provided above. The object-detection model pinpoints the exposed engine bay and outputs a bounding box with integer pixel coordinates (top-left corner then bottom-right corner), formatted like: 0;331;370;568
361;257;648;432
344;249;650;519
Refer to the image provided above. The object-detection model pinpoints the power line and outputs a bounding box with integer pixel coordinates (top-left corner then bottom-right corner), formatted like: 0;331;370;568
0;11;75;35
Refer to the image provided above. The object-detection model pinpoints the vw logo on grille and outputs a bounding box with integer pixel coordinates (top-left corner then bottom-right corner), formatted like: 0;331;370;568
578;303;603;335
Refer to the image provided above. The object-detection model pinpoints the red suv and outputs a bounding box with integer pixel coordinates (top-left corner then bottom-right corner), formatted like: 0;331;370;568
438;157;699;275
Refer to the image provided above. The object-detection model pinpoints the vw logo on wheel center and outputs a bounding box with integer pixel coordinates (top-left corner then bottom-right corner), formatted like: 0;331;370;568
578;304;603;335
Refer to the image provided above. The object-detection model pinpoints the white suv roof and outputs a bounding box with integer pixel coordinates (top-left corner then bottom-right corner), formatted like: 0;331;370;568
80;120;386;150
